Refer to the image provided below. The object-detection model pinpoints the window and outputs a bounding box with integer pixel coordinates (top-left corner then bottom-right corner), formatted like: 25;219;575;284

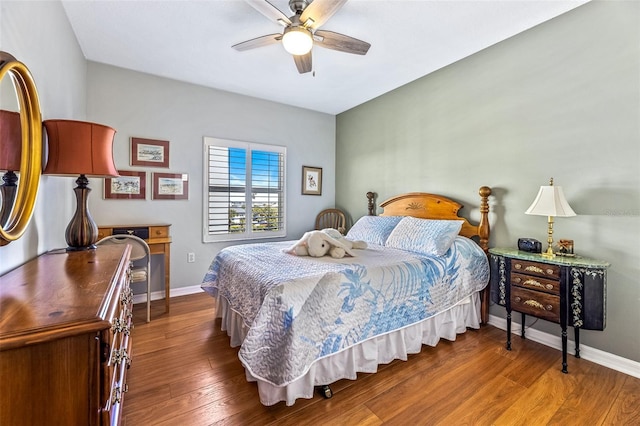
203;137;286;242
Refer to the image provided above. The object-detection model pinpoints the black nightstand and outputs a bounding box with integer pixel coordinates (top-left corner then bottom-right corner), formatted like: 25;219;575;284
489;248;610;373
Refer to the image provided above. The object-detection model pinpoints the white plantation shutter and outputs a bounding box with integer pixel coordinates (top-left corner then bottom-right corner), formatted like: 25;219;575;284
203;137;286;242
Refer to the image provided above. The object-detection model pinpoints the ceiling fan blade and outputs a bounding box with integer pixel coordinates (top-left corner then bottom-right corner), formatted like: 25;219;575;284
314;30;370;55
245;0;291;26
232;34;282;51
300;0;347;29
293;52;312;74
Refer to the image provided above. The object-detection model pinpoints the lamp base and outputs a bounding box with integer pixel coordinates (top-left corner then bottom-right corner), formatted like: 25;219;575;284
66;244;97;252
1;171;19;226
541;215;556;259
65;175;98;251
541;247;556;259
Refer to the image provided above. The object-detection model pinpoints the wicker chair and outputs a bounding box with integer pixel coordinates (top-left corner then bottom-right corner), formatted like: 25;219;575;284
97;234;152;322
315;208;347;235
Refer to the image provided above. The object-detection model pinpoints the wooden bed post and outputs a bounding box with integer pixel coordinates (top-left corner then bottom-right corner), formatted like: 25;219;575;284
478;186;491;253
478;186;492;325
366;192;375;216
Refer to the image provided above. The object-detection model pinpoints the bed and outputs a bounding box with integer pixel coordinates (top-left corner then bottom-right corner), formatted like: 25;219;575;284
201;186;492;406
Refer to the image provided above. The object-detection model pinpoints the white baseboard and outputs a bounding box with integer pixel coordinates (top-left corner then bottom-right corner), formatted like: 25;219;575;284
132;284;204;305
489;314;640;379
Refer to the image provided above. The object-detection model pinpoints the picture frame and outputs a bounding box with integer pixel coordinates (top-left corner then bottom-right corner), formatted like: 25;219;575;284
302;166;322;196
131;137;170;168
152;172;189;200
556;239;575;257
104;170;146;200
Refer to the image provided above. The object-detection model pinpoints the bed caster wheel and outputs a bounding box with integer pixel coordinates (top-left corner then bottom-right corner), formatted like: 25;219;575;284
318;385;333;399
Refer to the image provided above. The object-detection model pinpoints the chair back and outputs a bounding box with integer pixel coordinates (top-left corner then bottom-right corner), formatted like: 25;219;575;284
315;208;347;234
97;234;153;322
97;234;150;261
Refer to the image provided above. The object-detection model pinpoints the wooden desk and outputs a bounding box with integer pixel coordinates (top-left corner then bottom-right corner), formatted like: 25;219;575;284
98;223;172;313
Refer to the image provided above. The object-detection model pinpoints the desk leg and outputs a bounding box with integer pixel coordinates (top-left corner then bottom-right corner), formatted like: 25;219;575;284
164;242;171;313
561;326;568;374
506;309;512;351
574;328;581;358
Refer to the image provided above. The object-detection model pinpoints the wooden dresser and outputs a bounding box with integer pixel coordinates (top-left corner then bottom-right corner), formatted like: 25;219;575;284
0;245;133;425
489;248;610;373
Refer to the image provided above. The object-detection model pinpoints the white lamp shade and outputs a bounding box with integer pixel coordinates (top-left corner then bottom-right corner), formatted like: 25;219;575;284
525;185;576;217
282;27;313;55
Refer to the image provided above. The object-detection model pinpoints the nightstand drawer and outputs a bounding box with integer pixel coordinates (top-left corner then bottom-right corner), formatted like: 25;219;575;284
511;259;560;280
511;286;560;323
511;272;559;295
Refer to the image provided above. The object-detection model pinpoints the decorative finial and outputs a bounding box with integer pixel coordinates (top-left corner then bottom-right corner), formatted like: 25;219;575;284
549;177;554;186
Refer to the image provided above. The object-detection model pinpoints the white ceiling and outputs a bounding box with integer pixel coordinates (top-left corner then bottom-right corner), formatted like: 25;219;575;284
61;0;589;115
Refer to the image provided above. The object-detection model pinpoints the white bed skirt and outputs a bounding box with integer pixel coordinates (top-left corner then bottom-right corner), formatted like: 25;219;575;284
215;292;482;406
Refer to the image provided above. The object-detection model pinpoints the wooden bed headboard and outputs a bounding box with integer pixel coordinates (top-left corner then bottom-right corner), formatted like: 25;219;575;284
366;186;492;253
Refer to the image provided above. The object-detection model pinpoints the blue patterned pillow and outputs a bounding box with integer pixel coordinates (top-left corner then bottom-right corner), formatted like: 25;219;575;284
385;217;464;256
346;215;403;246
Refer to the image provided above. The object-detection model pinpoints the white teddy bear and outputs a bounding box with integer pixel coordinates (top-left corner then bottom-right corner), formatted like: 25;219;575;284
286;228;367;258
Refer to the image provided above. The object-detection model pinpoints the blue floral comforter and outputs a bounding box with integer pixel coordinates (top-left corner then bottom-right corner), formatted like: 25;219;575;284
201;237;489;386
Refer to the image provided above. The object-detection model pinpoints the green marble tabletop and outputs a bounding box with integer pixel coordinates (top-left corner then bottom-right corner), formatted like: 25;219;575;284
489;247;610;268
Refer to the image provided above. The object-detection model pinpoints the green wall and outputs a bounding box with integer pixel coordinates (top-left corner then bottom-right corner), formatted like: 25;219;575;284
336;0;640;363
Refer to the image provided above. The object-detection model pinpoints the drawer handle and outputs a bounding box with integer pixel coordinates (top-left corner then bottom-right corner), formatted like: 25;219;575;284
523;279;545;290
120;288;133;306
514;263;522;269
155;230;162;235
545;284;554;290
524;265;544;274
546;268;555;275
111;318;131;335
523;299;552;311
111;318;123;333
513;277;521;284
112;348;131;366
111;387;122;405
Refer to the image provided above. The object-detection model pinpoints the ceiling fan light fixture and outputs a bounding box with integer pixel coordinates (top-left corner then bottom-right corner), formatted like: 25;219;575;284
282;27;313;55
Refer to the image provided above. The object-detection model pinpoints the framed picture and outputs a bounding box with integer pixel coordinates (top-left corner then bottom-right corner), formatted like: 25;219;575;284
131;137;170;168
557;239;575;257
104;170;146;200
152;172;189;200
302;166;322;195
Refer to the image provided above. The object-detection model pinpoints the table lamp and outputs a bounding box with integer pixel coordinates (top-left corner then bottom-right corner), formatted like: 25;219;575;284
0;109;22;226
525;177;576;258
43;119;118;250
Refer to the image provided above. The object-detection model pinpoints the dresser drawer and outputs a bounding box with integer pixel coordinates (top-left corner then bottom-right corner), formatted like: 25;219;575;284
511;286;560;323
511;272;559;295
511;259;560;280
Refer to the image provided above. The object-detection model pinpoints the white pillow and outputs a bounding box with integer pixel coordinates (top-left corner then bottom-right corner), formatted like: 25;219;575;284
346;215;403;246
385;217;464;256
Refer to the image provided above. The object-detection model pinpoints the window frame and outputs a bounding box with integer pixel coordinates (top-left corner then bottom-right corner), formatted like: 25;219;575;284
202;136;286;243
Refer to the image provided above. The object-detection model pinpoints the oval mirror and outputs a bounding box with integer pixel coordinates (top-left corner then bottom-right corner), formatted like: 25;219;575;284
0;52;42;245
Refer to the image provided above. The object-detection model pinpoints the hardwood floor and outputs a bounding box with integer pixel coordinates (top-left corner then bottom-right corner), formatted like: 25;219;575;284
123;293;640;425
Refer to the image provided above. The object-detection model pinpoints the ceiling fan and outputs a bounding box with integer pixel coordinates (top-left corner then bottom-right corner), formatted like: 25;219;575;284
233;0;371;74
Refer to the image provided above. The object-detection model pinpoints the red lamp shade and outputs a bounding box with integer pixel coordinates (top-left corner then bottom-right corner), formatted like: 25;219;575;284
43;119;118;251
0;109;21;172
43;119;118;177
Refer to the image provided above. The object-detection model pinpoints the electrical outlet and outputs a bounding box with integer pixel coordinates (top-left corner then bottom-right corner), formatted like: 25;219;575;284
187;252;195;263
